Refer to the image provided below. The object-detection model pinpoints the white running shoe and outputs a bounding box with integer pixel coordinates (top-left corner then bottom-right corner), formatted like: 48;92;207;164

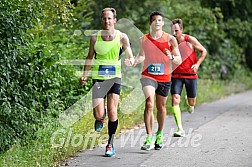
173;129;185;137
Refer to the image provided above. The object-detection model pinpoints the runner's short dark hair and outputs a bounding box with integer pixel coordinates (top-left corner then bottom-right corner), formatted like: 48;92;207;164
149;11;164;22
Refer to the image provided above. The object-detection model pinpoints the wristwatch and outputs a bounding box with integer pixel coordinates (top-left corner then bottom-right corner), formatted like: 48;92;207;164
170;55;174;61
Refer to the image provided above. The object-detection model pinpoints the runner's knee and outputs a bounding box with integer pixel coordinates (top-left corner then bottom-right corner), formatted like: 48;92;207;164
107;109;117;121
145;101;154;111
172;94;181;106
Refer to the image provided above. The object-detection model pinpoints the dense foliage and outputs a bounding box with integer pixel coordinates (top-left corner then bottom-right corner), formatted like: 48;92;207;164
0;0;92;153
1;0;41;153
0;0;251;156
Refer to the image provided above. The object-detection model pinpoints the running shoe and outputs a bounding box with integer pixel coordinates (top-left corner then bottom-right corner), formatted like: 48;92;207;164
173;129;185;137
94;119;104;132
154;133;163;150
188;105;195;114
141;136;153;151
94;107;107;132
105;144;115;157
185;95;195;114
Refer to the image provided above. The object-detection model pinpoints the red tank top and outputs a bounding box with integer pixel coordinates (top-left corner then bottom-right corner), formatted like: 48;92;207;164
141;32;172;82
172;34;198;79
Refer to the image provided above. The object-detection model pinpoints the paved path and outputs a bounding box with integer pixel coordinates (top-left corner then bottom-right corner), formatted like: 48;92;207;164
61;90;252;167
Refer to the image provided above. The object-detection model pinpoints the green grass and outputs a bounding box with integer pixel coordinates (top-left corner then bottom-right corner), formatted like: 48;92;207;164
1;68;252;167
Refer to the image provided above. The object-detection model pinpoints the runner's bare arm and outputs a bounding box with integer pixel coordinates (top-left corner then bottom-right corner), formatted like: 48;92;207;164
121;32;135;66
80;35;96;85
169;35;182;65
188;36;207;72
134;37;145;66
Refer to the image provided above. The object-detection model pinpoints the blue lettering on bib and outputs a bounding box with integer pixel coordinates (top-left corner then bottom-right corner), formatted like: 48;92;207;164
147;63;164;75
98;65;116;77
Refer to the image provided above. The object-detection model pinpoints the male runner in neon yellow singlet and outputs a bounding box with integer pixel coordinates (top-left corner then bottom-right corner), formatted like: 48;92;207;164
80;8;134;157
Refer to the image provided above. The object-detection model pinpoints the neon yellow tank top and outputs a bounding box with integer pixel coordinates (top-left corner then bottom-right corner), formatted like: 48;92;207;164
92;30;121;80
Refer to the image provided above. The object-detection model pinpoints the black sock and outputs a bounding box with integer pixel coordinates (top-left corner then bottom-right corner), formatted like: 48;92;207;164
108;119;118;145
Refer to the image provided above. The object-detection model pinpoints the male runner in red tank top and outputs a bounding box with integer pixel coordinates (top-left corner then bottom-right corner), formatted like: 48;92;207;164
170;18;207;137
134;11;181;150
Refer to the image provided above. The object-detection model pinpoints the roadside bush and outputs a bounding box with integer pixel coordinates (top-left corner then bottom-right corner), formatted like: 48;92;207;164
0;0;90;153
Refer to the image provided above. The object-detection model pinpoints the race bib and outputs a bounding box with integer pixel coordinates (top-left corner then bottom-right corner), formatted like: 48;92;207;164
98;65;116;77
147;63;164;75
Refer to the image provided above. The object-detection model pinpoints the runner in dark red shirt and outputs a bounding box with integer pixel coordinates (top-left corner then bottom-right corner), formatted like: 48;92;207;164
170;18;207;137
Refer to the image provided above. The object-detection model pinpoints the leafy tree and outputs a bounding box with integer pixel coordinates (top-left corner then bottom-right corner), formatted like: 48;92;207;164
0;0;93;153
200;0;252;70
0;0;42;153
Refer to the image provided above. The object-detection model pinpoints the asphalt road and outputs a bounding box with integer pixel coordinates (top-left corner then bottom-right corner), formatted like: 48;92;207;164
60;90;252;167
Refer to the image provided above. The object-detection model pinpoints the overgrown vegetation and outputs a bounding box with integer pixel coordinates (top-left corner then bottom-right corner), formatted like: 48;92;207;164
0;0;252;166
0;0;91;154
